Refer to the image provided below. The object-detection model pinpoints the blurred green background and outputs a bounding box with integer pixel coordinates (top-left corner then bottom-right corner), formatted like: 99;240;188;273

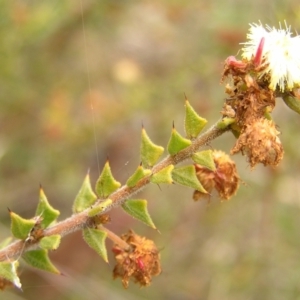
1;0;300;299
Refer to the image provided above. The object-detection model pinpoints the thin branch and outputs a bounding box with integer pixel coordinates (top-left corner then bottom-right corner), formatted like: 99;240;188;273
0;122;228;262
100;226;131;251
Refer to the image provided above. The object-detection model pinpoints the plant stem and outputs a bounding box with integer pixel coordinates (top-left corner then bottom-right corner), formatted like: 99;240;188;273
0;122;228;262
99;226;131;251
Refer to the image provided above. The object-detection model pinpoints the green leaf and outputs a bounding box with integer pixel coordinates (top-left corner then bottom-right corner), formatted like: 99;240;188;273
36;187;60;228
192;150;216;171
83;228;108;263
73;172;97;213
126;164;151;188
282;95;300;114
0;260;21;290
150;165;174;184
185;99;207;138
95;160;121;198
9;210;36;240
172;165;207;193
230;122;241;138
216;117;235;129
22;249;61;274
264;106;273;120
122;199;156;229
88;199;113;217
140;127;164;167
39;235;61;250
167;126;192;155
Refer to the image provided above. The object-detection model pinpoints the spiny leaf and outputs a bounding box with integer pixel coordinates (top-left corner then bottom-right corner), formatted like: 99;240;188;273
167;126;192;155
185;99;207;138
95;161;121;198
126;164;151;188
9;210;36;240
216;117;235;129
36;187;60;228
83;228;108;263
192;150;216;171
140;127;164;167
0;261;21;290
230;122;241;138
282;94;300;115
88;199;113;217
73;172;97;213
172;165;207;193
39;235;61;250
22;249;61;274
150;165;174;184
122;199;156;229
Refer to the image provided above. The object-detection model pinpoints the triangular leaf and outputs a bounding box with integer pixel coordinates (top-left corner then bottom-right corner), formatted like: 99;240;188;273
9;210;36;240
140;127;164;167
82;228;108;262
167;126;192;155
150;165;174;184
22;249;60;274
73;172;97;213
88;199;112;217
122;199;156;229
172;165;207;193
95;161;121;198
192;150;216;171
185;99;207;139
39;235;61;250
126;165;151;188
216;117;235;129
282;94;300;115
0;261;21;290
36;187;60;228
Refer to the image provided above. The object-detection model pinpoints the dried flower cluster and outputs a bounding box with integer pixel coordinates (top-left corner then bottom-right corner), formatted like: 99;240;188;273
194;150;239;201
112;230;161;288
219;22;300;168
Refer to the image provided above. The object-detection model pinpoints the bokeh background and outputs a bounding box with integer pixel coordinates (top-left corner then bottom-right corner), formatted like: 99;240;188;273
1;1;300;299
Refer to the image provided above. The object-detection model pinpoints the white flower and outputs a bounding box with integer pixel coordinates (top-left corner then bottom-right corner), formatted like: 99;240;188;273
241;22;300;91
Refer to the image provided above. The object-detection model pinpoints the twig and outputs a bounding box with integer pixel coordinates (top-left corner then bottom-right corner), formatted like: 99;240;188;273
0;122;228;262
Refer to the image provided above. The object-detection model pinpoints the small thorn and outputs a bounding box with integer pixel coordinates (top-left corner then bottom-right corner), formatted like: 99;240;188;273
184;93;188;101
141;121;144;129
7;207;11;213
39;183;43;189
17;286;23;292
172;121;175;129
106;156;109;163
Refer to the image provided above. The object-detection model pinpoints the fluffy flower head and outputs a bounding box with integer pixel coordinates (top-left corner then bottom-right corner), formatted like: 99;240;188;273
241;22;300;91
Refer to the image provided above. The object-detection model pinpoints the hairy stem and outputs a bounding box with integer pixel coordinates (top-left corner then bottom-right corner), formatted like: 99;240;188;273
100;226;131;251
0;122;228;262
